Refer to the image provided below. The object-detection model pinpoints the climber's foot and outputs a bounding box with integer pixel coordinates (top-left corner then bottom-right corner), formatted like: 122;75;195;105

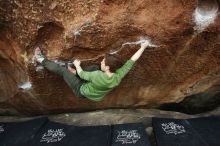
34;47;45;63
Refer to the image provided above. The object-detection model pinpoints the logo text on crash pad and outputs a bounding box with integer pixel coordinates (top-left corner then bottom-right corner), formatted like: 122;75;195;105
40;129;66;143
116;130;141;144
161;122;186;135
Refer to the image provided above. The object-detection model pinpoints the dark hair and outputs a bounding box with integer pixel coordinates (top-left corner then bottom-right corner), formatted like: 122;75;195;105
104;54;123;72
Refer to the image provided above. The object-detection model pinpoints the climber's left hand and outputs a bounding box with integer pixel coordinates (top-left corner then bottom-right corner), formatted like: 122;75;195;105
73;59;81;67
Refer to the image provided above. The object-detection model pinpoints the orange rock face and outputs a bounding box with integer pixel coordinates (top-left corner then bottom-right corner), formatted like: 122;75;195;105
0;0;220;115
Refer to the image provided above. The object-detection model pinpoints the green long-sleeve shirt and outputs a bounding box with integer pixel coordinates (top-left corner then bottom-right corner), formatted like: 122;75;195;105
79;59;135;101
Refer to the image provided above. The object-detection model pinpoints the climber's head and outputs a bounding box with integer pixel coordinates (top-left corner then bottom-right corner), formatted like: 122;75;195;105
101;54;123;73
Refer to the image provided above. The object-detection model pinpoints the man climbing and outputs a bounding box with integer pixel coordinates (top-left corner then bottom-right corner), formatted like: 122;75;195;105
34;41;149;101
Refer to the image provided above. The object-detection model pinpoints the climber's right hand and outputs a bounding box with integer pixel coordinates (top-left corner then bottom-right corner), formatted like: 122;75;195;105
141;41;149;48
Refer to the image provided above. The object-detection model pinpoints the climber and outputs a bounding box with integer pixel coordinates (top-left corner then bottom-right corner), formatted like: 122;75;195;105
34;41;149;101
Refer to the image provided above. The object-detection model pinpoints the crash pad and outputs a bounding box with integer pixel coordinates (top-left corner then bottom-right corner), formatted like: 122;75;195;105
152;116;220;146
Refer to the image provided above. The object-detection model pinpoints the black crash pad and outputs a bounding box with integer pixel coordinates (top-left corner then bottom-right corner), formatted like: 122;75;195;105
1;118;151;146
111;123;151;146
188;116;220;146
0;117;48;146
152;116;220;146
0;122;6;145
72;125;112;146
31;121;112;146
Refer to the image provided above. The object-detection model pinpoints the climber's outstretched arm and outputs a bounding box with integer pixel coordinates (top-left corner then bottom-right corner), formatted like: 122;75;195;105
130;41;149;62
